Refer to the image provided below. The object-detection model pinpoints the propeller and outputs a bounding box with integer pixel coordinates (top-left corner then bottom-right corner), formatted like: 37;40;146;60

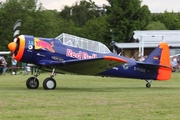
13;19;21;41
8;19;21;58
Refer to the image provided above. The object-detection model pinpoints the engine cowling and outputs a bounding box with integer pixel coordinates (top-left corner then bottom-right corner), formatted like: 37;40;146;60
8;35;36;63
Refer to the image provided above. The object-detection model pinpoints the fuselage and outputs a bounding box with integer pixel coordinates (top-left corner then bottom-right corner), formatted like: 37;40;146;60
7;35;161;80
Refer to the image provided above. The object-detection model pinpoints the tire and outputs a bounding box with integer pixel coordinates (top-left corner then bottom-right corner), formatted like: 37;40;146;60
146;83;151;88
43;77;56;90
26;77;39;89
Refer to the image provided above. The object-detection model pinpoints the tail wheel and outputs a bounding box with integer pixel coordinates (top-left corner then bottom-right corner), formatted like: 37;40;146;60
146;83;151;88
43;77;56;90
26;77;39;89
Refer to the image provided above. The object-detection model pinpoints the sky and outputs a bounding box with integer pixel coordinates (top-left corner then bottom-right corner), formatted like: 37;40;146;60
36;0;180;13
1;0;180;13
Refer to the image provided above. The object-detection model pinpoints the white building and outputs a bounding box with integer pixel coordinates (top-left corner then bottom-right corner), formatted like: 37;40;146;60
115;30;180;58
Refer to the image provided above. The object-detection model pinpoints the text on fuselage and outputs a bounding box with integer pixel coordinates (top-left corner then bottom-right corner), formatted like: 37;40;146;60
66;49;97;59
134;67;146;73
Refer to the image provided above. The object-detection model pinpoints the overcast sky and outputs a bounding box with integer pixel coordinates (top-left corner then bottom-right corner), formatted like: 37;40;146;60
1;0;180;13
37;0;180;13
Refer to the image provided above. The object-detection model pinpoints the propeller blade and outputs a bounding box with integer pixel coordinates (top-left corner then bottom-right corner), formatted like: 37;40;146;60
13;19;21;38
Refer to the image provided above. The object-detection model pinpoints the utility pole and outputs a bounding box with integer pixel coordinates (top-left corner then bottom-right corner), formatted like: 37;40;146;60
110;29;116;53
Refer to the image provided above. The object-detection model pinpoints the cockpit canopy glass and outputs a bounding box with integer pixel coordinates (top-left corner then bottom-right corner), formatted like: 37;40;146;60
55;33;111;53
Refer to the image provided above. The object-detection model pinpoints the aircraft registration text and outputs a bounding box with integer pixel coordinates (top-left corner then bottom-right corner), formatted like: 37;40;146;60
134;67;146;73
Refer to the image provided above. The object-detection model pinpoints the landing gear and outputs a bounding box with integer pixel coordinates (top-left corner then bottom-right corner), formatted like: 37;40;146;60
26;67;57;90
145;80;152;88
26;68;40;89
146;83;151;88
43;68;57;90
43;77;56;90
26;77;39;89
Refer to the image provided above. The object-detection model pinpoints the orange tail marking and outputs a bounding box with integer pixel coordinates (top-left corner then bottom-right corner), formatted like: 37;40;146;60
157;42;171;80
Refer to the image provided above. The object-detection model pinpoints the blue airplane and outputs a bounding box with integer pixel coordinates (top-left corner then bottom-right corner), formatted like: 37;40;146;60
7;32;172;90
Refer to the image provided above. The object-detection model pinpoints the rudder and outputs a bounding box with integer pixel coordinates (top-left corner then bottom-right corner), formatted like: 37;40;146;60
157;42;171;80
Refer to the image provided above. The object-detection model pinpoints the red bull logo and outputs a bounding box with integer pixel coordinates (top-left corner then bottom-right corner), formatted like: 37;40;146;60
34;38;55;53
66;49;97;59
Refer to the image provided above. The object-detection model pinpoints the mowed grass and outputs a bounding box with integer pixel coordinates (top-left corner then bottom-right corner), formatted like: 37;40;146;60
0;72;180;120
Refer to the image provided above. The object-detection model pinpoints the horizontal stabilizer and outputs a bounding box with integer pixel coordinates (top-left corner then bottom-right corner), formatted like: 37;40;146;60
137;62;171;69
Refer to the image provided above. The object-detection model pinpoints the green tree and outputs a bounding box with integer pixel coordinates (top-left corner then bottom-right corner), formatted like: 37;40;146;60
78;15;109;45
155;11;180;30
0;0;78;47
0;0;41;50
25;9;61;38
106;0;151;42
146;21;167;30
60;0;102;27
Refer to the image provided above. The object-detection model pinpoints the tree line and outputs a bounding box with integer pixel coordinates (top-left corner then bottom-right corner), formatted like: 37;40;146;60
1;0;180;51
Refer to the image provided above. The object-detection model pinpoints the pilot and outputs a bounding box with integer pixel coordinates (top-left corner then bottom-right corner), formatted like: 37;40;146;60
65;37;73;46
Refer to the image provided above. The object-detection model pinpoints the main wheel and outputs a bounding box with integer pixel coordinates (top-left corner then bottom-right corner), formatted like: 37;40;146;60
43;77;56;90
146;83;151;88
26;77;39;89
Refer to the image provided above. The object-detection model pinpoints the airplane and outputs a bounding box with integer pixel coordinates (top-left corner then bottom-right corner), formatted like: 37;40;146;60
7;31;172;90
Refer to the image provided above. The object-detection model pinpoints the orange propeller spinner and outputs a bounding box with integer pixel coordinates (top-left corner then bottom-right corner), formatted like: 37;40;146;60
8;42;16;52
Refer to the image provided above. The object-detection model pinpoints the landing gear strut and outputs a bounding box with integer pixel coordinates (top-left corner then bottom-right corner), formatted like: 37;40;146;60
145;80;152;88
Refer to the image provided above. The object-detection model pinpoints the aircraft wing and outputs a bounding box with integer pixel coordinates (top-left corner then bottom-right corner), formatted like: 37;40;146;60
38;56;127;75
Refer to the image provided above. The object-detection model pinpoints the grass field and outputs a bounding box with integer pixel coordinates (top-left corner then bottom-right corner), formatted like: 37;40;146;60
0;72;180;120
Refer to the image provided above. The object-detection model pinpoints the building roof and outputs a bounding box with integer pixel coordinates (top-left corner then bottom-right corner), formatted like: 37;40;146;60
133;30;180;42
115;30;180;49
115;42;180;49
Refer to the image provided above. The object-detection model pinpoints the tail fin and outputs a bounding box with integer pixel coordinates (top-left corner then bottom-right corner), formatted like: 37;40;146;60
144;42;171;80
